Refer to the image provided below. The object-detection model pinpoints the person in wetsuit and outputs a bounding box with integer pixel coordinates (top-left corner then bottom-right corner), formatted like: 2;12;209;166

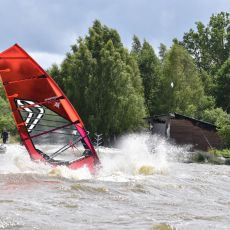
1;129;9;144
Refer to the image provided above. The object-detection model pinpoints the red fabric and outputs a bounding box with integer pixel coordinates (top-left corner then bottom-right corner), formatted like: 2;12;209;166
0;44;100;171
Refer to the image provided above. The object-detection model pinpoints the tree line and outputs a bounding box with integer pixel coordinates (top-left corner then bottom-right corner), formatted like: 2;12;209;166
0;12;229;146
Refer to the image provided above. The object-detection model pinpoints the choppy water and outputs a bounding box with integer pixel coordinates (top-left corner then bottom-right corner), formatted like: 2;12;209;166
0;134;230;230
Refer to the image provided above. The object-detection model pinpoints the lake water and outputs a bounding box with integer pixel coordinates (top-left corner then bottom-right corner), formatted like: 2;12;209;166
0;134;230;230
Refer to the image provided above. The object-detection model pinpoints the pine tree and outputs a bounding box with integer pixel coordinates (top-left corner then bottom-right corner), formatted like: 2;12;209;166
132;38;162;115
159;43;167;62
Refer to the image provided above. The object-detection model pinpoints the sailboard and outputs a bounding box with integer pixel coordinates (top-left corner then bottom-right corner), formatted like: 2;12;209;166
0;44;100;173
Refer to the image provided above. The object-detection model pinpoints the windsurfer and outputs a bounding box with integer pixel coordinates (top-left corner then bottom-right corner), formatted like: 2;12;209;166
1;128;9;144
0;44;100;172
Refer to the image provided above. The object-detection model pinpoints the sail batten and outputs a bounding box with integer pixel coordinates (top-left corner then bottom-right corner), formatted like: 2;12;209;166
17;98;64;111
3;75;47;85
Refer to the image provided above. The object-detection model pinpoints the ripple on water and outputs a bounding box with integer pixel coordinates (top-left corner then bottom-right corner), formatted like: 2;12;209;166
1;139;230;229
57;201;79;209
0;216;24;229
70;183;109;194
151;223;176;230
129;183;149;194
0;200;14;204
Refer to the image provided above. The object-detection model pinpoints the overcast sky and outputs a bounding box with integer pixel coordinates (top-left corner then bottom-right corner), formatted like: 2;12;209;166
0;0;229;68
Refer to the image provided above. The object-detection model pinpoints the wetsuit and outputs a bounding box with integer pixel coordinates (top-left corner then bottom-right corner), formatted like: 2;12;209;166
1;131;8;144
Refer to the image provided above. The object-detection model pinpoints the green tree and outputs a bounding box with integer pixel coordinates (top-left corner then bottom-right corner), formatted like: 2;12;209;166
215;58;230;112
182;12;229;75
132;39;162;115
159;43;208;117
131;35;142;55
47;64;63;90
198;69;215;96
60;20;146;139
159;43;167;62
202;107;230;148
0;81;6;100
202;107;229;125
0;96;15;134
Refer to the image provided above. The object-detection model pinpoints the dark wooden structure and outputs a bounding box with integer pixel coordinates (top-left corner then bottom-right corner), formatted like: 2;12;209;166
145;113;222;151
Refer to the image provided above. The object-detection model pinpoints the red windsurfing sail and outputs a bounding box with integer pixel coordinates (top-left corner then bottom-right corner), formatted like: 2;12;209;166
0;44;100;173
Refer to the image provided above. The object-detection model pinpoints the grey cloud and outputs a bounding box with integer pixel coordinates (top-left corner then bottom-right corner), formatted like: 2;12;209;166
0;0;229;57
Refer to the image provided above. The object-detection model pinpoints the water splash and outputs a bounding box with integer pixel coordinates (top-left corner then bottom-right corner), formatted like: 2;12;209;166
48;165;92;180
0;133;190;181
0;144;48;174
0;144;92;180
97;133;190;180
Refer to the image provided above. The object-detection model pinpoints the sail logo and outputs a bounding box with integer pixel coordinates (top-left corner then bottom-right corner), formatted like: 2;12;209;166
45;96;61;109
16;99;44;133
54;101;60;108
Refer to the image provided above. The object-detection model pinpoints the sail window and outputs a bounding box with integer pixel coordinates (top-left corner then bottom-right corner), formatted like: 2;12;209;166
16;99;87;162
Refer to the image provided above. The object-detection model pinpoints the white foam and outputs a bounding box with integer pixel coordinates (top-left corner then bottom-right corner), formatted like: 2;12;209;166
96;133;191;181
0;144;51;174
0;134;190;181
